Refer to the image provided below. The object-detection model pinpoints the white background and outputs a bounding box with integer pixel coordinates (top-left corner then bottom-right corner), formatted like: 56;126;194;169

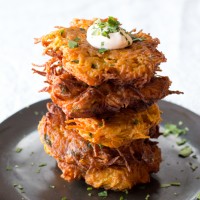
0;0;200;123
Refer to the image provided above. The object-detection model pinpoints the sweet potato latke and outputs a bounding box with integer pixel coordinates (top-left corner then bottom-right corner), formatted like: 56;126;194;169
38;103;161;190
35;18;166;87
66;104;161;148
33;60;180;118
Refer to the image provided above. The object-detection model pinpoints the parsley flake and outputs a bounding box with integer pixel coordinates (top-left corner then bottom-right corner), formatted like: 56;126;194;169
68;40;78;48
98;48;107;54
15;147;23;153
163;123;188;137
6;166;12;171
161;182;181;188
179;146;193;158
61;197;67;200
98;190;108;197
87;187;93;191
38;163;47;167
197;192;200;200
176;138;187;146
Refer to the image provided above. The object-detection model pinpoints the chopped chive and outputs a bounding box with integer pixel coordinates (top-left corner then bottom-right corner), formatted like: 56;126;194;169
119;196;124;200
38;163;47;167
170;182;181;186
124;190;128;194
160;183;171;188
196;192;200;200
87;187;93;191
44;134;52;147
68;40;78;48
74;37;80;42
36;168;40;173
60;29;65;36
6;166;12;171
71;60;79;63
161;182;181;188
176;138;187;146
179;146;193;158
98;190;108;197
163;123;188;137
34;111;39;115
61;197;67;200
189;162;198;171
98;48;107;54
15;147;23;153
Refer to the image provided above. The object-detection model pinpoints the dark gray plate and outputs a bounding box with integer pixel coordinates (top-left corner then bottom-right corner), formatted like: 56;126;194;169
0;100;200;200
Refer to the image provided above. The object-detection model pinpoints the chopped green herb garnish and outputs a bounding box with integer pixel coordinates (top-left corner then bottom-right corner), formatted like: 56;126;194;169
36;168;40;173
6;166;12;171
161;182;181;188
34;111;39;115
124;190;128;194
15;147;23;153
49;185;56;189
176;138;187;146
80;28;85;31
179;146;193;158
71;60;79;63
119;196;124;200
44;134;52;147
74;37;80;42
145;194;150;200
93;17;120;39
163;123;188;137
87;187;93;191
131;35;144;42
13;184;24;190
31;162;34;166
98;48;107;54
98;190;108;197
88;193;92;196
38;163;47;167
68;40;78;48
196;192;200;200
61;197;67;200
60;29;65;36
160;183;171;188
170;182;181;186
189;162;198;171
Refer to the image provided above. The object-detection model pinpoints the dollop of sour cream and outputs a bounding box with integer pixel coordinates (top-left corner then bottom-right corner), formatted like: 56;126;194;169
87;18;133;50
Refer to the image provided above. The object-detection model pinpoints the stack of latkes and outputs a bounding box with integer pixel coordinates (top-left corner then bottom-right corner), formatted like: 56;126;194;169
34;18;180;191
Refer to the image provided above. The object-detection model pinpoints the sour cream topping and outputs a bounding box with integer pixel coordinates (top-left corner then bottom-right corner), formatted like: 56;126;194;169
86;18;133;50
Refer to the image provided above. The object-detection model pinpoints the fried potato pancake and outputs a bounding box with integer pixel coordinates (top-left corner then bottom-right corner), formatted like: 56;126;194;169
36;18;166;87
38;103;161;190
66;104;161;148
33;60;178;118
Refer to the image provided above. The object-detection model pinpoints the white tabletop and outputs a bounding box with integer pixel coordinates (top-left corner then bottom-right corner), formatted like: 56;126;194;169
0;0;200;123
